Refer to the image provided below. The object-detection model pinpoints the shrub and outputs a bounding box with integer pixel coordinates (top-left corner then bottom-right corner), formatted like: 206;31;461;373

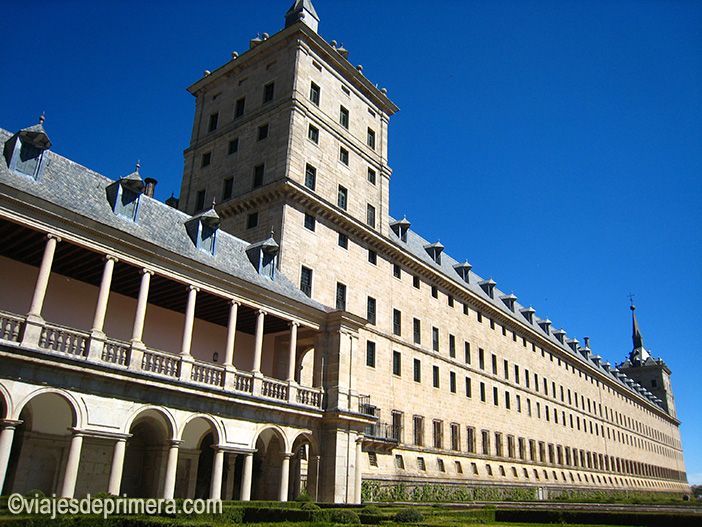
294;491;313;503
393;508;425;523
329;509;361;524
361;504;382;515
301;502;322;511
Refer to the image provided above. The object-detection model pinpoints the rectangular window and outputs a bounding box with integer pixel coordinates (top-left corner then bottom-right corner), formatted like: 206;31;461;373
304;164;316;190
393;263;401;279
366;204;376;228
246;212;258;229
505;391;511;410
417;457;425;471
432;327;439;351
253;163;264;188
208;112;219;132
366;341;376;367
433;420;443;449
304;213;315;231
366;296;376;325
413;275;420;288
491;354;497;375
367;128;376;149
391;411;403;442
234;97;246;118
339;146;349;165
413;358;421;382
263;81;275;103
413;416;424;446
465;376;472;398
201;152;211;167
495;432;503;457
448;295;454;307
228;138;239;154
464;342;471;364
335;282;346;310
450;423;460;451
300;266;313;297
308;124;319;144
504;360;509;380
493;386;499;406
481;430;490;455
257;123;269;141
368;249;377;264
367;167;376;185
514;365;520;384
392;350;402;376
433;365;440;388
393;309;401;336
340;105;349;128
449;334;456;358
508;435;516;458
195;189;206;212
413;318;421;344
337;185;348;210
338;232;348;249
478;348;485;370
449;371;456;393
431;285;438;298
480;382;486;402
467;427;476;453
309;81;320;105
222;178;233;201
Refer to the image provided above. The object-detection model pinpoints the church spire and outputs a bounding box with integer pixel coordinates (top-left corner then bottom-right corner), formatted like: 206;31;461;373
285;0;319;33
631;303;644;351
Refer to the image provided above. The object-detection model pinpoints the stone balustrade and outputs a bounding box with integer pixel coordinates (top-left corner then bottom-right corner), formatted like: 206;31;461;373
0;309;324;410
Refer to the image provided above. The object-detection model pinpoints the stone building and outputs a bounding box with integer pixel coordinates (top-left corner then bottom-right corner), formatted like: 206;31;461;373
0;0;689;503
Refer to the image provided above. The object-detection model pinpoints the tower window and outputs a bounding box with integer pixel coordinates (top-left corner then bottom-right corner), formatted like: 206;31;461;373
234;97;246;118
368;167;376;185
366;296;376;325
253;164;264;188
222;178;233;201
450;371;457;393
368;249;377;265
336;282;347;310
366;341;376;367
263;81;275;103
433;366;440;388
304;164;316;190
208;112;219;132
413;318;421;344
308;124;319;144
339;105;349;128
201;152;211;167
392;309;401;336
339;146;349;165
228;138;239;154
393;263;401;279
393;350;402;376
195;189;206;212
300;266;313;297
431;285;438;298
337;185;348;210
413;276;420;289
309;82;320;105
304;213;316;231
367;128;376;149
366;204;376;228
413;359;421;383
432;327;439;352
246;212;258;229
338;232;348;249
257;123;269;141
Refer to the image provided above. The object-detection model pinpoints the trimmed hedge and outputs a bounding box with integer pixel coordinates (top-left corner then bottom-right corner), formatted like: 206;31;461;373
393;508;424;523
496;509;702;527
361;481;537;502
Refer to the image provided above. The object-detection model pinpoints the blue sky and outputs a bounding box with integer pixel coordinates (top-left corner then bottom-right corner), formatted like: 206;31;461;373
1;1;700;484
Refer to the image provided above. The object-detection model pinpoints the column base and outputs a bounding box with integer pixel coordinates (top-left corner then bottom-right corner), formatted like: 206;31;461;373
87;330;106;362
179;355;194;382
223;365;238;391
19;314;45;349
129;340;146;371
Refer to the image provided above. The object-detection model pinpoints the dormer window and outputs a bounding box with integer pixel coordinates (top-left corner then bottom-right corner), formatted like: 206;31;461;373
185;207;220;255
500;294;517;312
424;241;444;265
538;319;552;335
478;279;496;299
107;166;145;222
553;329;566;344
390;217;410;242
453;261;472;283
4;116;52;180
246;234;279;279
520;306;535;324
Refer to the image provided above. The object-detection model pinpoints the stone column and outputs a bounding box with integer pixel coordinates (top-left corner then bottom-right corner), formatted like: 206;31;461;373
354;437;363;504
287;322;299;382
131;269;153;344
210;447;224;500
180;285;198;357
28;234;60;318
60;432;84;498
223;300;240;368
240;452;253;501
252;310;266;374
107;438;127;496
163;440;181;499
92;256;118;333
279;453;292;502
0;420;21;494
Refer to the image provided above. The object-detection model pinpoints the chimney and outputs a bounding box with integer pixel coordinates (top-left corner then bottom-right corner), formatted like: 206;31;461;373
144;178;158;198
165;194;179;209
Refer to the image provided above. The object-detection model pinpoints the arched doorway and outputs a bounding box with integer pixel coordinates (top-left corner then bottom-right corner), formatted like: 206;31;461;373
289;433;318;501
122;409;172;498
176;416;220;499
5;391;77;495
252;428;286;500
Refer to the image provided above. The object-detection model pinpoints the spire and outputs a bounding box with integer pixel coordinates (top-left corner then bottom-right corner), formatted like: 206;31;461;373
628;303;651;364
285;0;319;33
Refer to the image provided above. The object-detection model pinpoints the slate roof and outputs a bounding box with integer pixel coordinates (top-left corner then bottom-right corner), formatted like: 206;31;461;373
0;128;327;313
387;216;666;410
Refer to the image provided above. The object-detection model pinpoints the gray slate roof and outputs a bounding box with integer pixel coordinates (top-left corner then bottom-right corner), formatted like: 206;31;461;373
0;128;327;313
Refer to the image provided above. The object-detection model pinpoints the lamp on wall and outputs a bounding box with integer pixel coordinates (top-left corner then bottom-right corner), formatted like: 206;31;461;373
213;352;219;363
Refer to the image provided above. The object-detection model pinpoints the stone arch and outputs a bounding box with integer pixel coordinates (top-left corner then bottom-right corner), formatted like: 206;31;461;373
289;431;319;500
5;389;82;495
175;414;223;499
121;406;175;498
251;426;289;500
0;382;13;419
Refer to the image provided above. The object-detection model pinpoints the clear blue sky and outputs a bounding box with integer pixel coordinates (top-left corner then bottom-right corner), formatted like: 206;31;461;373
1;1;700;484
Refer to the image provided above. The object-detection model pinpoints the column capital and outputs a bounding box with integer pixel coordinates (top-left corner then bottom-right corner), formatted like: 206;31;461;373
0;419;22;429
257;309;268;316
104;254;119;263
230;298;242;307
281;452;294;460
289;320;300;328
168;439;183;447
355;436;365;445
188;284;200;293
140;268;154;276
46;233;62;243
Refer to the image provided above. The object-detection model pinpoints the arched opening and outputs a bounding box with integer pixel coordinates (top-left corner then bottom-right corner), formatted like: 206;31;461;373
252;428;286;500
176;416;220;499
5;392;77;495
296;346;315;386
289;433;319;501
122;409;171;498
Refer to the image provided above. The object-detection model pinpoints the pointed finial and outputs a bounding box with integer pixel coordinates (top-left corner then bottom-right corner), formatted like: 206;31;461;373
39;112;46;125
628;292;635;311
135;160;141;174
270;228;275;237
211;197;216;208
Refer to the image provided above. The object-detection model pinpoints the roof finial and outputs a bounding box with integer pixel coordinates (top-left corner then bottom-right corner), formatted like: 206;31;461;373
135;160;140;174
211;197;216;208
39;112;46;125
284;0;319;32
628;292;635;311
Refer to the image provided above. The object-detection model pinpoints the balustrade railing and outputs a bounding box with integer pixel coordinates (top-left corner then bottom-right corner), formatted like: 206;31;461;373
39;324;88;357
191;361;224;387
142;348;180;378
102;339;130;366
262;378;289;401
296;386;323;408
0;311;23;343
233;371;254;394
